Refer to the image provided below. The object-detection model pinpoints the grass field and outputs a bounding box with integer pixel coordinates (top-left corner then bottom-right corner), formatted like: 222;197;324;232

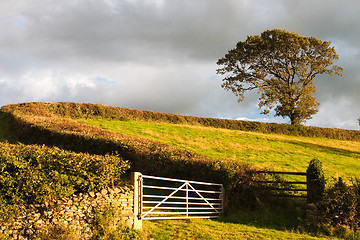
82;119;360;179
143;218;339;240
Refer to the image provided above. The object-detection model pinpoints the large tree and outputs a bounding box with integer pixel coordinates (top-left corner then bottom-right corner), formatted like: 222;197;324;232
217;29;343;125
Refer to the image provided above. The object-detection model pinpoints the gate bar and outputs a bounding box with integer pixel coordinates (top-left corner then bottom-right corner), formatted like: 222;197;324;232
139;173;224;221
142;174;223;186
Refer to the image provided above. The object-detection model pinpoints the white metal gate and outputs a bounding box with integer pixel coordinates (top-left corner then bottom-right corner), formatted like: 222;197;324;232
137;174;224;220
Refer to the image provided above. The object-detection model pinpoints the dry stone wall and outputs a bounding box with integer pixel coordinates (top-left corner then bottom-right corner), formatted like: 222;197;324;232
305;203;320;226
1;186;134;239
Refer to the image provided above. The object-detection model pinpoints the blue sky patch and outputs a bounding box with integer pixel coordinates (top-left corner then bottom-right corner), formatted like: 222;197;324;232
95;76;116;84
16;18;27;28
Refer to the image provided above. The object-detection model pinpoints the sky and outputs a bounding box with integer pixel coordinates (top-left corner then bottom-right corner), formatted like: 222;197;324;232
0;0;359;130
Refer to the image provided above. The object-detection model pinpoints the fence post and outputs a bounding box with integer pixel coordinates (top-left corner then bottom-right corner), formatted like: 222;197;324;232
132;172;143;230
306;159;325;204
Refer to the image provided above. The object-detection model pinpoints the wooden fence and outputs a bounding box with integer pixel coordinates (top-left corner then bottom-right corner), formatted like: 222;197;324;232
254;171;307;199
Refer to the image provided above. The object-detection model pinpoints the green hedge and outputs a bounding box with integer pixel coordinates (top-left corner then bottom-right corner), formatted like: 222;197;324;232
0;142;129;205
319;177;360;236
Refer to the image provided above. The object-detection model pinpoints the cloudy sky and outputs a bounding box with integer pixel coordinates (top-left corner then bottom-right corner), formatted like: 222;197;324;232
0;0;359;129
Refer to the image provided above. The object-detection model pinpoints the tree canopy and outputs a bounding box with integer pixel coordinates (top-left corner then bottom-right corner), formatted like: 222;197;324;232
217;29;343;125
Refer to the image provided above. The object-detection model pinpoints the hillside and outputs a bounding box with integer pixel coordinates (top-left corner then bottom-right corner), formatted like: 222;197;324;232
82;118;360;179
2;102;360;179
0;102;359;239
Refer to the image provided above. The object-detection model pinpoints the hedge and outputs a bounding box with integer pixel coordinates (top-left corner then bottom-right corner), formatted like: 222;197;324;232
0;142;129;205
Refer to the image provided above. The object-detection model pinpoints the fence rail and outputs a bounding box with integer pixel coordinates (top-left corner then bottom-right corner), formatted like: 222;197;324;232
137;174;224;220
256;170;307;176
254;170;307;199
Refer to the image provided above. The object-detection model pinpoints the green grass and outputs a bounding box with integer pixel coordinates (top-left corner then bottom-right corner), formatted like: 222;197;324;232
82;119;360;179
144;218;338;240
143;203;341;239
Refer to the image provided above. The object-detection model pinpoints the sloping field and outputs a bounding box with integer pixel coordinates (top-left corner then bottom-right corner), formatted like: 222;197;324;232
83;119;360;179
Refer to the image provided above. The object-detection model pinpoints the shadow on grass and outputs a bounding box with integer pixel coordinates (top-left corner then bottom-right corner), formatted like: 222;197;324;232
284;139;360;158
209;207;328;240
0;114;9;141
215;199;306;232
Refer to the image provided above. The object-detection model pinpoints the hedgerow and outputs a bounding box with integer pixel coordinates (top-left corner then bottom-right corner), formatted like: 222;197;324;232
3;102;360;141
0;142;129;205
314;177;360;238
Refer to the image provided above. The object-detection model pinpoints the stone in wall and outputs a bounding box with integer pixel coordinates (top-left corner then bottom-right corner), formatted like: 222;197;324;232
0;186;135;239
305;203;320;226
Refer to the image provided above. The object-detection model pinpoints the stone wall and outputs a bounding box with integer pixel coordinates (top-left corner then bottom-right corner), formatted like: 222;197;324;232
1;186;134;239
305;203;320;226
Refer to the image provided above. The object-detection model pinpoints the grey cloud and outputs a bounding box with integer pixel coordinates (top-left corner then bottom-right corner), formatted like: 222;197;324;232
19;0;264;64
0;0;360;129
279;0;360;42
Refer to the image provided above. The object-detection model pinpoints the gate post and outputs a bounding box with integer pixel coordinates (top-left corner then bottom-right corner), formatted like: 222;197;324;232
132;172;143;230
221;185;228;214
